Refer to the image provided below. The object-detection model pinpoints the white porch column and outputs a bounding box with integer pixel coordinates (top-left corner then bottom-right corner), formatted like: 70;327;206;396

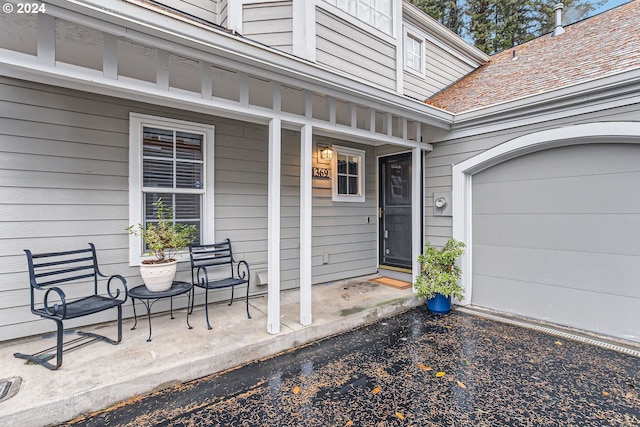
411;146;422;286
267;117;282;334
300;124;313;326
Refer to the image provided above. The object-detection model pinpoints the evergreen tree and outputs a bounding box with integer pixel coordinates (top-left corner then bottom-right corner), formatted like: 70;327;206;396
411;0;464;34
409;0;603;55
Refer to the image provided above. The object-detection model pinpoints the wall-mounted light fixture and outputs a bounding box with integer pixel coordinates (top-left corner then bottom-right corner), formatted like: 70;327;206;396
321;145;333;160
317;144;333;162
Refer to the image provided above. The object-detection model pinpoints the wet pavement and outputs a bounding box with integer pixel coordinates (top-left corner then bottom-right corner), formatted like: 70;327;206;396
58;308;639;427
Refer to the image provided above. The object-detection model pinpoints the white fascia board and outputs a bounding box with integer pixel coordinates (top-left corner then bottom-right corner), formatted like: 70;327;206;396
444;68;640;141
43;0;453;129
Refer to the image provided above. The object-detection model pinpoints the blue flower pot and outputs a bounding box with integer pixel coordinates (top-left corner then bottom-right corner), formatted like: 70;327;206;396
427;293;451;314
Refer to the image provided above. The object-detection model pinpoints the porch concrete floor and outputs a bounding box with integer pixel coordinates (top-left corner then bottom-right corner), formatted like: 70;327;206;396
0;277;419;427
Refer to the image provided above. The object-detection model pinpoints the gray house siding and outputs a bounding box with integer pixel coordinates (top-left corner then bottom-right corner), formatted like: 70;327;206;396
243;1;293;54
0;77;379;342
155;0;221;24
403;40;478;100
316;8;396;91
424;104;640;245
424;42;474;94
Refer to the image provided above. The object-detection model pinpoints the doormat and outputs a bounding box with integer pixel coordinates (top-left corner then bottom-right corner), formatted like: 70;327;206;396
371;277;412;290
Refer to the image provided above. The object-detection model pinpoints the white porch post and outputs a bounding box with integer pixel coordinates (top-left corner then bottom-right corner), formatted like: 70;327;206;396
300;124;313;326
412;146;422;286
267;118;282;334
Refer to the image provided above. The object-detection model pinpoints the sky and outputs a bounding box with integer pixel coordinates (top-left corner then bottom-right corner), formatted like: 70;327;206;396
589;0;631;16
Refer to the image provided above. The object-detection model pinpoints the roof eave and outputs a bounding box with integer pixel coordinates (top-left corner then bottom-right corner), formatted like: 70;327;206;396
451;67;640;129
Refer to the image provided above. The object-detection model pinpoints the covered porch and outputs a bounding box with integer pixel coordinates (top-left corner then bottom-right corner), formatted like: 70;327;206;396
0;0;450;340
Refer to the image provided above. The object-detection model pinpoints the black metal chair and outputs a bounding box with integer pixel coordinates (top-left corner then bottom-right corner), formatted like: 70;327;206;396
14;244;128;370
189;239;251;330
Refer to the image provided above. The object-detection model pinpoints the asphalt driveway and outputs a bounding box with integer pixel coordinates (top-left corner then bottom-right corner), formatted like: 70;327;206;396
60;308;639;426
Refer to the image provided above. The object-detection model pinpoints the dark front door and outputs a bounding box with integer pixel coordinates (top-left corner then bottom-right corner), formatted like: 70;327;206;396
379;153;412;270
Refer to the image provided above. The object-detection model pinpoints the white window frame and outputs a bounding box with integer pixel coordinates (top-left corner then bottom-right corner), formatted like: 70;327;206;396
332;145;366;203
404;30;425;76
128;113;215;266
323;0;395;37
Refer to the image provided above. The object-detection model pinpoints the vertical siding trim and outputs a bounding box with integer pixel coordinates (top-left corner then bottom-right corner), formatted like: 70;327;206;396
267;117;282;334
228;0;242;33
103;34;118;79
300;124;313;326
201;61;212;99
37;14;55;65
394;0;403;93
157;50;169;90
293;0;316;61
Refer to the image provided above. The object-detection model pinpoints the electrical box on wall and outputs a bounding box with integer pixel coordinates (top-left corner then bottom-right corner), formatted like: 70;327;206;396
433;192;452;216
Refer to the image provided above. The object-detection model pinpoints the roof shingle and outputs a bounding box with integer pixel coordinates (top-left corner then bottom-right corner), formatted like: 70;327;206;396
425;0;640;113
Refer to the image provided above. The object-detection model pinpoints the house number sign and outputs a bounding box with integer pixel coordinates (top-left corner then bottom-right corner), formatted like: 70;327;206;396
312;167;330;179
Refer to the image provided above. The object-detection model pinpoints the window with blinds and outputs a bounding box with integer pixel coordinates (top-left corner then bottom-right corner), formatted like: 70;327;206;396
129;113;214;264
142;127;204;245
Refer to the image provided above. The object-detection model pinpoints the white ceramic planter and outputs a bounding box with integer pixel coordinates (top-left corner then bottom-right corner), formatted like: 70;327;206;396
139;260;177;292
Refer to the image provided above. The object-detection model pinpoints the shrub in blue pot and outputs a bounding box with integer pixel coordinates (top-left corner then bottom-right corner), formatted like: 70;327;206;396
414;238;465;314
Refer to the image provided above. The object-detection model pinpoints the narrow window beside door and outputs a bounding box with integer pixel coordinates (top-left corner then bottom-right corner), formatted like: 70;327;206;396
332;145;365;203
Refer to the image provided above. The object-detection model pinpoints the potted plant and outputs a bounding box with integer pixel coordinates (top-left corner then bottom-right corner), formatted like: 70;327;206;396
127;199;196;292
414;238;466;314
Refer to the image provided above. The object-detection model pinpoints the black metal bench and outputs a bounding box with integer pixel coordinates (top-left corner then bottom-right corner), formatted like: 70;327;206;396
14;244;128;370
189;239;251;329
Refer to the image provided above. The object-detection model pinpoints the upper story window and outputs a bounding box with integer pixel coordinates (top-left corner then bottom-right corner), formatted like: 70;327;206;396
405;33;424;74
332;145;366;203
324;0;394;35
129;113;214;265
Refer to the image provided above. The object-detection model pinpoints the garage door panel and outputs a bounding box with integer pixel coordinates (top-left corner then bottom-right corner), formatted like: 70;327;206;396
474;144;640;184
473;244;640;298
471;143;640;343
472;275;640;341
473;172;640;215
473;214;640;255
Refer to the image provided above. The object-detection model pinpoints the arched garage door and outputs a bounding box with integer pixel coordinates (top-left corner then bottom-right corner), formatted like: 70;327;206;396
471;143;640;342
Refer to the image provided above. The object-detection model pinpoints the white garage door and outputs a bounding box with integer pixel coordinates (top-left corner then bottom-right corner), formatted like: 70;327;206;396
471;143;640;343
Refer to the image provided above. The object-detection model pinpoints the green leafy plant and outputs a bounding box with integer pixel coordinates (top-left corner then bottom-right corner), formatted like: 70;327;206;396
414;238;466;300
127;199;196;264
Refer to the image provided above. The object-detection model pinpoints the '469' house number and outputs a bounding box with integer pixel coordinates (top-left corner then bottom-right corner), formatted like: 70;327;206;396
312;167;330;179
